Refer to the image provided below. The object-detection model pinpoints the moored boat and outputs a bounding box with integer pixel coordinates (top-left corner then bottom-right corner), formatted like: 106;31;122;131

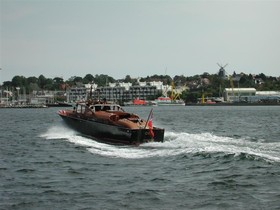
124;98;157;106
152;81;185;106
124;98;147;106
58;100;164;145
153;96;185;106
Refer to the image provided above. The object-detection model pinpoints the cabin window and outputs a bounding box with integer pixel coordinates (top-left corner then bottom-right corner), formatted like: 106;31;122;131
76;105;82;113
89;105;95;112
81;106;86;114
76;104;87;114
102;106;110;111
95;106;101;111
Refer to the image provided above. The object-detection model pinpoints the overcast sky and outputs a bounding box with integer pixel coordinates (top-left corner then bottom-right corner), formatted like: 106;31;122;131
1;0;279;83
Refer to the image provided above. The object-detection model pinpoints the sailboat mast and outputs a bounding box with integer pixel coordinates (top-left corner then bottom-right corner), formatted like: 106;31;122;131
171;81;174;101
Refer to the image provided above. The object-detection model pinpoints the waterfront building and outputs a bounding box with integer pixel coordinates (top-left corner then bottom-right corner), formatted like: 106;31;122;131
224;88;256;102
30;90;56;104
67;81;166;103
223;88;280;103
92;81;163;102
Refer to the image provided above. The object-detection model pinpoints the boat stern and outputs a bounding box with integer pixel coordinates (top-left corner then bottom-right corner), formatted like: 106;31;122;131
131;128;164;144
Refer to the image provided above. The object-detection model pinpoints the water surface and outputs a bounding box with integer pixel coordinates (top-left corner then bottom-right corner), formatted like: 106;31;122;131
1;106;280;209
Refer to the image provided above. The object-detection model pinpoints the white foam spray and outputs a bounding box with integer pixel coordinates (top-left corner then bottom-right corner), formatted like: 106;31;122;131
40;126;280;162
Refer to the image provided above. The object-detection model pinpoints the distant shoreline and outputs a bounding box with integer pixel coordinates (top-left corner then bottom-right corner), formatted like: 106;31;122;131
185;102;280;106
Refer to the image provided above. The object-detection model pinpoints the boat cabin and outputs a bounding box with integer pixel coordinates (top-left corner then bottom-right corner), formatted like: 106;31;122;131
74;103;124;114
89;104;124;112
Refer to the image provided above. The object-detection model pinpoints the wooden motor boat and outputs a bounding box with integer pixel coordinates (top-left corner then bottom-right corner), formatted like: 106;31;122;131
57;101;164;145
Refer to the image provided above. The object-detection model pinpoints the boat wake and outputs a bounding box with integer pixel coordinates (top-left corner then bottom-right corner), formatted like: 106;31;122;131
40;125;280;162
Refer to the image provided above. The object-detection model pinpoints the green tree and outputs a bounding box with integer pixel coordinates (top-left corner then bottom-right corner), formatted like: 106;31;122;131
11;76;27;88
83;74;94;84
182;91;199;103
27;76;38;84
257;73;267;81
94;74;115;86
25;76;39;93
2;81;13;89
29;83;40;92
53;77;64;90
173;75;188;86
44;78;54;90
124;75;132;83
38;75;47;89
73;76;83;83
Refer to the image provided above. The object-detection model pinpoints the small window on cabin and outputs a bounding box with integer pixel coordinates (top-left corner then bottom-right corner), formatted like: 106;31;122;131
89;105;95;112
76;105;81;113
102;106;110;111
81;106;86;114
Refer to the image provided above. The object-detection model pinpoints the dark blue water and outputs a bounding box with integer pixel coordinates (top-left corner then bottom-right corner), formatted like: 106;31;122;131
1;106;280;210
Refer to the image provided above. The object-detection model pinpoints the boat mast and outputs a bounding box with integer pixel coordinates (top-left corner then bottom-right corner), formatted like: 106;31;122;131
171;81;174;101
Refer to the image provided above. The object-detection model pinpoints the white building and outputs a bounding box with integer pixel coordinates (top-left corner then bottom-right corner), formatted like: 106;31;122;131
256;91;280;96
224;88;280;103
66;81;187;103
224;88;256;102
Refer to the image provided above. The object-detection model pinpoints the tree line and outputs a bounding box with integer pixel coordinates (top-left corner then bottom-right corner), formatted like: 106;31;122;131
1;72;279;102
